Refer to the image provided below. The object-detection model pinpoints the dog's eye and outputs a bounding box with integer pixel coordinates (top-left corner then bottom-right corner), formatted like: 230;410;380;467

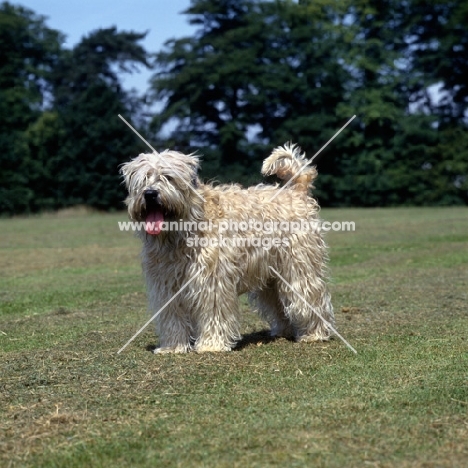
164;175;172;182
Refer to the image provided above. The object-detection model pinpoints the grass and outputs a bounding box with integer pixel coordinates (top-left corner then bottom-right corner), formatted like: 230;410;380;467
1;207;467;467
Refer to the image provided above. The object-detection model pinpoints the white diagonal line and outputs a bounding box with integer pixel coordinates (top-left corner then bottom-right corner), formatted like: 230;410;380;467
268;115;356;202
117;268;203;354
118;114;159;153
118;114;205;202
269;266;357;354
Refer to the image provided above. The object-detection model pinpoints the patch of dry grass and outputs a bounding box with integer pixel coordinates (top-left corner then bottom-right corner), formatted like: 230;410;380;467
1;207;467;467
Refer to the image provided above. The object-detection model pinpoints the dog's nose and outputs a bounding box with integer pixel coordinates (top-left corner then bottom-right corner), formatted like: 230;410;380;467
144;189;159;201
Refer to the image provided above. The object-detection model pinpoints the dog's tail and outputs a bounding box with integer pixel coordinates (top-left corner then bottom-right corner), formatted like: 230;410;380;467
261;143;317;192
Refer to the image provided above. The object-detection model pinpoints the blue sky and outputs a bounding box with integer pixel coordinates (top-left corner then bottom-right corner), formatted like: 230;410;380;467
23;0;195;92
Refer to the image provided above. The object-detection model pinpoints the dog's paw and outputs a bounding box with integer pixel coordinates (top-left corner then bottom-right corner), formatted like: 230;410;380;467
153;345;191;354
194;344;232;353
296;333;332;343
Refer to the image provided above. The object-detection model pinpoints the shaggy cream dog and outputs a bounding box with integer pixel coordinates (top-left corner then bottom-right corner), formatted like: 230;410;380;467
121;144;335;353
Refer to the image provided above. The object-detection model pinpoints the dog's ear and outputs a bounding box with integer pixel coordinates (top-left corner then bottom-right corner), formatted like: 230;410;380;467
188;153;200;188
119;162;130;184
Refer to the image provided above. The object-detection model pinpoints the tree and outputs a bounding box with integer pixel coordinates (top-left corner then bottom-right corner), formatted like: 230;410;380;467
311;0;466;206
0;2;62;213
48;27;151;210
407;0;468;126
150;0;467;206
378;0;468;205
25;111;65;211
151;0;264;183
0;7;150;214
2;0;466;212
151;0;351;185
326;0;425;206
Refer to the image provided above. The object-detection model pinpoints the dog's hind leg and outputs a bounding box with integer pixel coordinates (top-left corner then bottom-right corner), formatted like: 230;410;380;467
275;246;335;342
294;287;334;343
249;281;294;339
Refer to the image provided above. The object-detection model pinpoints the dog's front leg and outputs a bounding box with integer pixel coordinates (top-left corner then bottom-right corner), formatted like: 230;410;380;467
192;276;241;353
150;298;193;354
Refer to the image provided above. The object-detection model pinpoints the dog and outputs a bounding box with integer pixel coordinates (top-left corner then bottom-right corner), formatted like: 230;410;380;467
121;143;335;353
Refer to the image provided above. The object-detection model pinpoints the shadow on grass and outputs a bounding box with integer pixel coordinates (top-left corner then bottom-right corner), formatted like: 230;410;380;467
143;329;290;353
234;329;287;351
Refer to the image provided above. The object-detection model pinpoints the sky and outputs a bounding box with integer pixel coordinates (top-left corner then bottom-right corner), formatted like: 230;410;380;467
23;0;195;93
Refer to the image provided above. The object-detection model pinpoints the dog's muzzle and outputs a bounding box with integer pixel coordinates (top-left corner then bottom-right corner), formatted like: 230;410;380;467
144;189;161;208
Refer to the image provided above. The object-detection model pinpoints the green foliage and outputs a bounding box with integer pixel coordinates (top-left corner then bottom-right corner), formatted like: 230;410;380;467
25;111;65;211
151;0;350;184
408;0;468;124
0;2;62;214
0;2;150;214
151;0;468;206
151;0;264;182
50;28;150;210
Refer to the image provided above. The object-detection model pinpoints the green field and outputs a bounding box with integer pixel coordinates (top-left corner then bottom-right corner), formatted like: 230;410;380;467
1;207;467;467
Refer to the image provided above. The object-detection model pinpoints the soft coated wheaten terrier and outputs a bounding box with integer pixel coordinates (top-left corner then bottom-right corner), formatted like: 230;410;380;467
121;143;335;353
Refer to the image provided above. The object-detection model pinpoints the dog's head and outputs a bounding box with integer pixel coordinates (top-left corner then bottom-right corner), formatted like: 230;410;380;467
121;150;200;235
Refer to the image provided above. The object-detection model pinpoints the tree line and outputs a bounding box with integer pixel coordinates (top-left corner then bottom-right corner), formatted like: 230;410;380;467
1;0;467;214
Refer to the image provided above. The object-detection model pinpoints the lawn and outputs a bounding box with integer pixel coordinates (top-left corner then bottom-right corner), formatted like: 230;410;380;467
1;207;467;467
